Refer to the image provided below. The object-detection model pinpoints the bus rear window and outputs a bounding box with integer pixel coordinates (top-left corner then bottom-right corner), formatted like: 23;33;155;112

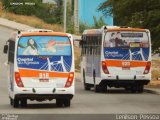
104;31;149;48
104;31;150;61
17;36;72;56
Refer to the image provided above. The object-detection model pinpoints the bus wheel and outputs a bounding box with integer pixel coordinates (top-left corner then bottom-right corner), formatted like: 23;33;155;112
125;87;131;91
137;85;144;93
131;86;137;93
101;85;107;92
13;98;19;108
94;85;101;93
93;70;100;93
56;99;63;107
20;99;27;107
83;69;91;90
63;99;71;107
10;98;13;106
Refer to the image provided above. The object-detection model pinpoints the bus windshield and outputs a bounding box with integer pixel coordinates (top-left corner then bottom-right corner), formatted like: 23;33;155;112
18;36;71;56
104;31;150;61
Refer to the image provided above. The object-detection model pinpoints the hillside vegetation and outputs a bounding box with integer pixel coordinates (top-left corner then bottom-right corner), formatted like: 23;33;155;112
0;2;63;31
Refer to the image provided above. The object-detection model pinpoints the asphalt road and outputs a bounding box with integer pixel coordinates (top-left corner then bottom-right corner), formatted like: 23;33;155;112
0;26;160;114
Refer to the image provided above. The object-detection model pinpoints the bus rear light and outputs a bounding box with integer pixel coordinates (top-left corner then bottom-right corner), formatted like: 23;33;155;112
15;72;24;87
65;72;74;88
143;62;151;74
102;61;109;74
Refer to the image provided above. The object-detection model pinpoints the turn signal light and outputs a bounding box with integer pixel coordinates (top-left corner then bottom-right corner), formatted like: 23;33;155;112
15;72;24;87
143;62;151;74
102;61;109;74
65;72;74;88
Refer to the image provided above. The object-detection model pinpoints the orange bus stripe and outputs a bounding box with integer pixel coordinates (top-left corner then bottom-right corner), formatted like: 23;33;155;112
104;60;149;67
19;69;69;78
21;32;68;37
107;28;146;32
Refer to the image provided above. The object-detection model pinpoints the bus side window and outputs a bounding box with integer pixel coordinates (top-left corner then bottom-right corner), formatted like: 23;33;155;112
86;36;89;55
81;36;84;56
83;36;87;55
82;36;86;55
89;36;93;55
93;36;96;55
8;40;15;63
97;36;101;55
91;36;94;55
84;36;87;55
96;37;99;55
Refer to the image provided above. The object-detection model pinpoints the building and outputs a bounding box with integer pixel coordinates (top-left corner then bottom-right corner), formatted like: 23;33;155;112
42;0;57;4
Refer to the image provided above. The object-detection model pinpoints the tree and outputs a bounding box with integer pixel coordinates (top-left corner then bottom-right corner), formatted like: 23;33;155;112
1;0;64;25
1;0;42;15
93;16;106;28
98;0;160;51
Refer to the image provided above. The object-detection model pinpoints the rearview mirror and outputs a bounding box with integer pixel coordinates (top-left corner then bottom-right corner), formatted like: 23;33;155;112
3;45;8;54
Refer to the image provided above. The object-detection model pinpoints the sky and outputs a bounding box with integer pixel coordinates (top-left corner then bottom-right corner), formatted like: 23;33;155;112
79;0;113;26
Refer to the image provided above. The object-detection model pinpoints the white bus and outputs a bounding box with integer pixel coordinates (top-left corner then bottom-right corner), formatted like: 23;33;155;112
3;29;75;108
80;26;151;93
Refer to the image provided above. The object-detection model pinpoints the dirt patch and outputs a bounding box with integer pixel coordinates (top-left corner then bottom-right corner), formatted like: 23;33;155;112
151;59;160;81
146;80;160;88
0;3;63;32
74;46;81;72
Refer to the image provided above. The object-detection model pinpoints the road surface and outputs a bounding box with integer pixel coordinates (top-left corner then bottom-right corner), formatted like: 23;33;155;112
0;26;160;114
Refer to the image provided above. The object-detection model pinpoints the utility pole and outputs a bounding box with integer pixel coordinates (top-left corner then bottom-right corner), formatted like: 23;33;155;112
74;0;79;34
64;0;67;32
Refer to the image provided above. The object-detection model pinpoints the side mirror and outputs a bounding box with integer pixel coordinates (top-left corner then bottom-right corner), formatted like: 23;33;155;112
73;39;82;47
3;45;8;54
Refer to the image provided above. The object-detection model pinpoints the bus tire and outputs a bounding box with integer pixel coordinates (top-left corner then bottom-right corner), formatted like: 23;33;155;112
93;70;100;92
101;85;107;92
20;99;27;107
10;98;13;106
137;85;144;93
131;86;137;93
83;69;91;90
94;85;101;93
63;99;71;107
13;98;19;108
125;87;131;91
56;99;63;107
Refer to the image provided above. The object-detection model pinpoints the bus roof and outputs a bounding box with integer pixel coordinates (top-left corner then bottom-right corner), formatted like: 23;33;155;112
82;26;148;35
20;32;68;37
83;29;103;35
106;28;147;32
8;30;69;42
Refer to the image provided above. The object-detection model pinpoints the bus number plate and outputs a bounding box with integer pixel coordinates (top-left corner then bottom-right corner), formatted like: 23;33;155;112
39;73;49;82
122;61;130;70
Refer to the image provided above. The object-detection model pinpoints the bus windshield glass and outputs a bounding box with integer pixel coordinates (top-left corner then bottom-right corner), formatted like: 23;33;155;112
17;36;71;56
104;31;150;61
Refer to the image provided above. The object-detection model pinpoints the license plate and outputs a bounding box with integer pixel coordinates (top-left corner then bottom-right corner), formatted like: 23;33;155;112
39;79;49;82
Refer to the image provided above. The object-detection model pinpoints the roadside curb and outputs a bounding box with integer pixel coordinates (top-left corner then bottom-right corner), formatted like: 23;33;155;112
0;23;18;31
0;18;34;31
144;88;160;95
0;18;81;41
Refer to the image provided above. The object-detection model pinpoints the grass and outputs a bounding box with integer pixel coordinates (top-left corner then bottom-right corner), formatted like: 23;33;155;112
151;59;160;80
74;46;81;72
0;3;63;32
0;3;159;83
0;2;81;71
